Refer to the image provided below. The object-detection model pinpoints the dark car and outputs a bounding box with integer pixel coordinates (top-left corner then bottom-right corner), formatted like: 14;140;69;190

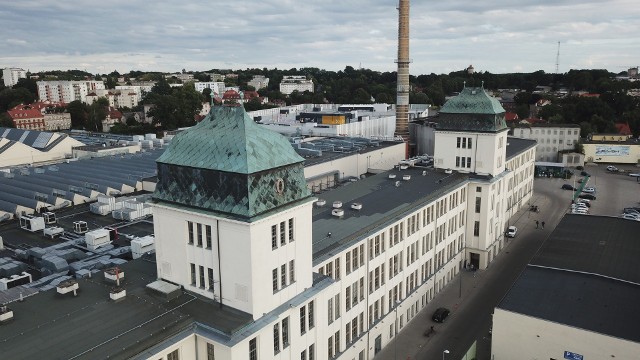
580;171;590;177
578;193;596;200
576;166;584;170
561;184;575;190
432;307;450;323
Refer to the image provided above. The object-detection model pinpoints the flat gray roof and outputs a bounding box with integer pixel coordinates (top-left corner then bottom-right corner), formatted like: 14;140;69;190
505;137;536;160
312;167;468;262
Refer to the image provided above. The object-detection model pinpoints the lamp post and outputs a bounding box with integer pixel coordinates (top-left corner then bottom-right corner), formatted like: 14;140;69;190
442;349;450;360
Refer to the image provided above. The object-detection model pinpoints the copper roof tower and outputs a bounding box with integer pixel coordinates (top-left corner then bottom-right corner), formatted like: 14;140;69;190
395;0;410;142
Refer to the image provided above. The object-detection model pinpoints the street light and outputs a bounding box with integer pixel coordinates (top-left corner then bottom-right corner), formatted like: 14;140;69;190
442;349;450;360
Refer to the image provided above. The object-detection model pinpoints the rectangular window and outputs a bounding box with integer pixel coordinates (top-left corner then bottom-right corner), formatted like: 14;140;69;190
462;137;467;148
168;349;180;360
206;225;212;248
466;157;471;168
456;137;461;148
289;260;295;283
272;268;278;293
197;223;203;246
475;197;481;213
328;337;333;359
249;338;257;360
300;306;307;334
334;330;340;355
289;218;295;242
207;343;215;360
190;263;196;285
308;301;315;329
199;266;205;288
334;294;340;320
346;252;351;274
281;264;287;288
474;221;480;236
334;258;340;280
271;225;278;249
455;156;460;167
300;350;307;360
309;344;314;360
273;323;280;354
280;222;286;246
188;221;194;244
208;268;214;290
468;137;472;149
282;317;290;347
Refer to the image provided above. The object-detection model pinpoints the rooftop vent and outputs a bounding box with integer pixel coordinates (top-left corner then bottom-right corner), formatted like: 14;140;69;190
331;209;344;217
400;165;409;170
444;169;453;174
0;306;13;323
315;199;326;207
422;171;427;176
351;203;363;210
333;201;343;208
388;174;397;179
402;175;411;181
56;279;79;296
395;181;401;187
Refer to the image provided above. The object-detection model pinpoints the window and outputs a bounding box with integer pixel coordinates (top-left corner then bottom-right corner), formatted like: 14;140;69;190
289;218;294;242
475;197;481;213
328;297;334;324
346;252;351;273
334;258;340;280
206;225;212;248
188;221;194;244
281;264;287;288
280;222;286;246
208;268;214;290
207;343;215;360
197;223;203;246
300;306;307;334
190;263;196;285
272;268;278;293
456;137;461;148
468;137;472;149
289;260;295;283
249;338;257;360
455;156;460;167
168;349;180;360
282;317;290;347
308;301;315;329
309;344;315;360
334;330;340;355
199;266;205;288
466;157;471;168
462;137;467;148
273;323;280;354
474;221;480;236
300;350;307;360
271;225;277;250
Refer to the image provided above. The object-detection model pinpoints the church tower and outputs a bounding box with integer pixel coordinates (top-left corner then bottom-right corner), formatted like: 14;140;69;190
152;106;314;318
433;86;508;177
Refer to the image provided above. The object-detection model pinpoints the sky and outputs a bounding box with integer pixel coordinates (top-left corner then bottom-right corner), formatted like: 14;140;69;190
1;0;639;76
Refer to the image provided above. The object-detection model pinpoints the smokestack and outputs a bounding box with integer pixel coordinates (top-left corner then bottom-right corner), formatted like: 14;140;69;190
395;0;410;143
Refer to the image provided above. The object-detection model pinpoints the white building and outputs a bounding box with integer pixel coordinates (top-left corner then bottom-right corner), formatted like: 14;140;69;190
248;75;269;90
2;67;27;87
86;89;139;109
0;90;536;360
165;73;194;82
193;81;226;95
116;84;154;102
280;76;314;95
37;80;105;103
511;124;581;162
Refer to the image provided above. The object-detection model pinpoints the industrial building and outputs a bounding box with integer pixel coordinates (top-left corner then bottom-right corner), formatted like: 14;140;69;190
582;133;640;164
0;87;535;359
0;127;85;169
492;215;640;360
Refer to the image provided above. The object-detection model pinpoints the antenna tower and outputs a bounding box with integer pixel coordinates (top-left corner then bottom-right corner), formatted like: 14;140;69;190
555;41;560;74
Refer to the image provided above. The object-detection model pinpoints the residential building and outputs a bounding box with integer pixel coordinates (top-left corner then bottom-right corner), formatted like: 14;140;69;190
37;80;105;103
2;67;27;87
493;215;640;360
280;76;314;95
0;89;535;359
86;89;139;109
116;84;154;102
193;81;226;95
510;123;581;162
164;73;194;82
6;102;71;131
248;75;269;90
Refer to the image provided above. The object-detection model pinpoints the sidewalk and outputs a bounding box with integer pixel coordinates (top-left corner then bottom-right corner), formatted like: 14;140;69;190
374;194;545;360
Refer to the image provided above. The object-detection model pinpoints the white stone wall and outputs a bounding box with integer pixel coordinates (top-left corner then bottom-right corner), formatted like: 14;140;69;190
514;126;580;162
434;130;508;177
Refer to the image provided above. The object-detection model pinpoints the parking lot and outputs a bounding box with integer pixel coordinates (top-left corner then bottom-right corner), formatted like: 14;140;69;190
536;163;640;217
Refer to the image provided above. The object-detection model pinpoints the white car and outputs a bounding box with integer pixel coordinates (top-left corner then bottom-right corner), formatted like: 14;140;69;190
621;213;640;221
629;173;640;178
572;208;589;214
582;187;596;193
607;165;618;172
506;226;517;238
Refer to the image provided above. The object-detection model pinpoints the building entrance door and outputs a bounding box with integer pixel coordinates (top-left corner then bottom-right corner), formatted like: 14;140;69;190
374;335;382;355
470;252;480;269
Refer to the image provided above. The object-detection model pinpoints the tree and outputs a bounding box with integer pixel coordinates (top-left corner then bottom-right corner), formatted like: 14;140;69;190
13;78;37;98
66;100;88;129
352;88;372;104
375;92;393;104
87;98;109;132
0;88;34;112
0;113;15;128
150;77;172;96
410;92;430;104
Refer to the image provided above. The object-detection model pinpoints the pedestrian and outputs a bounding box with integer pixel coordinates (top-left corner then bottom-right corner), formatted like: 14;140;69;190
542;221;545;229
535;220;539;229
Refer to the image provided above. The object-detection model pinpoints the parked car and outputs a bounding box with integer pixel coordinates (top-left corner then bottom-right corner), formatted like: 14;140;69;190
582;187;596;193
506;226;518;238
629;173;640;178
572;208;589;215
561;184;575;190
578;194;597;200
432;307;451;323
621;213;640;221
607;165;618;172
576;166;584;170
575;200;591;207
623;208;640;215
580;171;590;177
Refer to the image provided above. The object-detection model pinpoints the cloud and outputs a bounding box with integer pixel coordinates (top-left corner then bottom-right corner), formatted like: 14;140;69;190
0;0;638;74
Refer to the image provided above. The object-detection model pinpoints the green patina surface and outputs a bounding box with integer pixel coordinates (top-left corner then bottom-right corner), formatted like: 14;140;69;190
440;87;505;115
157;106;304;174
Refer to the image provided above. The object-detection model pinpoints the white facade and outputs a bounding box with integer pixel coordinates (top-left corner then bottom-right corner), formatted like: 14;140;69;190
492;309;640;360
513;125;580;162
2;67;27;87
86;89;139;108
280;76;314;95
37;80;105;103
248;76;269;90
44;112;72;131
193;81;226;95
115;85;153;102
434;130;509;177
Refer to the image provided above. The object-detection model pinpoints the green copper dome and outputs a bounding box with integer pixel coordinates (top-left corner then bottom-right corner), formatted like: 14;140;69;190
153;105;311;220
157;106;304;174
437;87;507;132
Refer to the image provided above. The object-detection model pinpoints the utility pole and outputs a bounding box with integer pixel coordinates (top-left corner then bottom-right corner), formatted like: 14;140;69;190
555;41;561;74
